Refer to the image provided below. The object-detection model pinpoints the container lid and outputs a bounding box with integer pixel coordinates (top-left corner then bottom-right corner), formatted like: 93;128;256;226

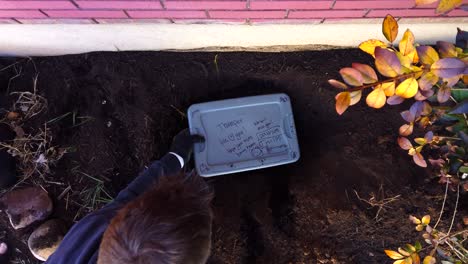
188;93;300;177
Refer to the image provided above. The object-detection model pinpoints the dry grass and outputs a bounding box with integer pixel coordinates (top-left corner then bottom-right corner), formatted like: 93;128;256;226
354;185;401;223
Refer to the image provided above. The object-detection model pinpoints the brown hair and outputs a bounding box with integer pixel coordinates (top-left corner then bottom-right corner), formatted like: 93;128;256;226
98;173;214;264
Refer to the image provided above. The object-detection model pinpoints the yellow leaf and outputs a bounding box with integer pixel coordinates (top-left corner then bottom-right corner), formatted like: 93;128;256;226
399;29;415;56
396;51;413;68
414;138;426;145
385;249;405;260
416;224;424;231
335;92;351;115
417;46;440;65
405;244;416;253
359;39;388;57
394;260;407;264
379;81;396;97
350;90;362;106
422;256;436;264
422;215;430;225
415;0;437;5
366;87;386;109
382;14;399;43
396;78;418;98
398;248;411;257
436;0;463;14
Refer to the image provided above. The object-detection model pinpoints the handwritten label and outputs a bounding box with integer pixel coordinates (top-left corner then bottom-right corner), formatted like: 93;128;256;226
215;116;288;160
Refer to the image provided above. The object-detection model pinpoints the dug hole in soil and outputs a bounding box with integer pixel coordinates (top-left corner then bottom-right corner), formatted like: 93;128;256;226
0;49;466;264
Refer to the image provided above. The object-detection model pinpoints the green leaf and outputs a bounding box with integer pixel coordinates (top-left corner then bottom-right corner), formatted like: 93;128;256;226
451;88;468;102
458;166;468;173
415;241;422;252
375;47;403;77
431;58;466;78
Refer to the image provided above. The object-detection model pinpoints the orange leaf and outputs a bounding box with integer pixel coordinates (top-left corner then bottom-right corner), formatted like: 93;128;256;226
366;87;386;109
396;78;418;98
385;250;405;260
379;81;396;97
359;39;388;57
413;152;427;167
411;253;421;264
352;63;378;84
399;123;414;136
415;0;437;5
382;14;399;43
340;67;364;86
328;79;348;89
399;29;415;56
335;92;351;115
436;0;463;14
350;90;362;106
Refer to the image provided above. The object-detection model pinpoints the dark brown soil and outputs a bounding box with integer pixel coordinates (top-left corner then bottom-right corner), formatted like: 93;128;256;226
0;50;465;264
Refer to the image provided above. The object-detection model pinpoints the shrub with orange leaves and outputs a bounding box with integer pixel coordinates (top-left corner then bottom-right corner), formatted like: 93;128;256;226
329;14;467;264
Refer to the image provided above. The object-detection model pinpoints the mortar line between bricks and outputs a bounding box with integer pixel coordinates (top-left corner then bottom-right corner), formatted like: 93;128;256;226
39;9;50;18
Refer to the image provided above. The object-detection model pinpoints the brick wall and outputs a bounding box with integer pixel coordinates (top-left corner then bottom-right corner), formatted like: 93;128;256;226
0;0;465;24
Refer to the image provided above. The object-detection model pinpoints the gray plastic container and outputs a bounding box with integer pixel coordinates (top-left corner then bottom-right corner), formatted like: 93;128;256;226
188;93;300;177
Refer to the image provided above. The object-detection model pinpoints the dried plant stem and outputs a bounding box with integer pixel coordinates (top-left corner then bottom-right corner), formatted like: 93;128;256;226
347;71;423;92
433;180;449;229
446;183;459;236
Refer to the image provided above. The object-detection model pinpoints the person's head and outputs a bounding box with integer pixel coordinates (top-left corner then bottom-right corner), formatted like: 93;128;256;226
98;173;214;264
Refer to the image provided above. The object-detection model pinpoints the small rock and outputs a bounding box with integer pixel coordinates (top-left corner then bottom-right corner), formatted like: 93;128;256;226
0;124;17;189
0;242;9;263
28;219;67;261
0;187;53;229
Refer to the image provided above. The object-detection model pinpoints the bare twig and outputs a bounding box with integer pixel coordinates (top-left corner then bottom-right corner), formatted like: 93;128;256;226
447;183;459;236
434;180;449;229
354;188;401;222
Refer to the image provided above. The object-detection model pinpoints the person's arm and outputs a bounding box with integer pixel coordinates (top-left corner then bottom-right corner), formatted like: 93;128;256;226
113;153;182;203
112;129;203;204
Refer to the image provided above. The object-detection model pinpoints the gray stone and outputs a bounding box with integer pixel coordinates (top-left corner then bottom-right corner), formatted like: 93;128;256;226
28;219;67;261
0;187;53;229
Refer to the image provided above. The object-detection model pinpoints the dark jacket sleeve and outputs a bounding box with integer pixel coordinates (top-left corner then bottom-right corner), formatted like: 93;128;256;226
45;153;182;264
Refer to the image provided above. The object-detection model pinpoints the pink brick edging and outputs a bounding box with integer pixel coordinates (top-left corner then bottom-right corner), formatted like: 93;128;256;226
0;0;465;24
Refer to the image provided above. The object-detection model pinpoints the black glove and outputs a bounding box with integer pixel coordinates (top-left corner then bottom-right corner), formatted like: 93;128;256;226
169;129;204;164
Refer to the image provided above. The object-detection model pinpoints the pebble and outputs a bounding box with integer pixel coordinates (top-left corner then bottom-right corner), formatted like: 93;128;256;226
0;187;53;229
28;219;67;261
0;242;9;263
0;124;17;189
